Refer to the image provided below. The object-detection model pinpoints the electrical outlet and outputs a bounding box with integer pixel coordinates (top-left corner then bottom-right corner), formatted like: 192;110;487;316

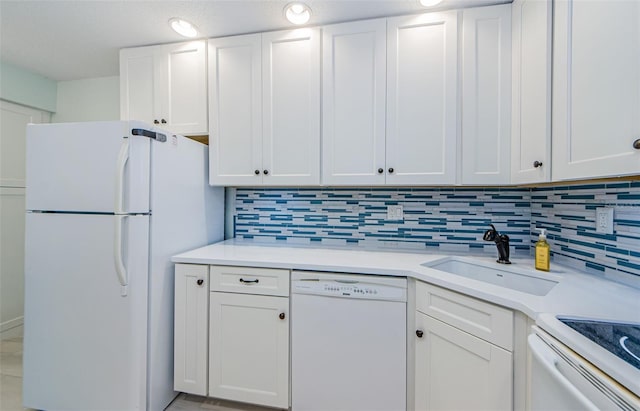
387;205;404;221
595;207;614;234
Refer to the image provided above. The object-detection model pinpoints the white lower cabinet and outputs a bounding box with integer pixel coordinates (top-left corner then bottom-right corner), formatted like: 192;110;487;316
414;281;514;411
208;266;289;409
174;264;209;395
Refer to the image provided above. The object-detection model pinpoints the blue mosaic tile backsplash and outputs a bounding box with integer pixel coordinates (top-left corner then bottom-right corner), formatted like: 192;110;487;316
232;181;640;285
530;181;640;285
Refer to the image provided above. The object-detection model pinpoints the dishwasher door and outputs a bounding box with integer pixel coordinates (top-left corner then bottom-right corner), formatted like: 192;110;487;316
291;273;407;411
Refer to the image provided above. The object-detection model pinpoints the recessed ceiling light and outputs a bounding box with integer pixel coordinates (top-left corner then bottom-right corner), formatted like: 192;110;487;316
168;17;199;38
419;0;444;7
284;2;312;25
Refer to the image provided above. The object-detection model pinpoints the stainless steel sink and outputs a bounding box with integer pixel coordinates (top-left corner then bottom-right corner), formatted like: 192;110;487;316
422;257;559;296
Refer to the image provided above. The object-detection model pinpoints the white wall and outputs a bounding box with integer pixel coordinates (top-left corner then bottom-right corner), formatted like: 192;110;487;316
52;76;120;123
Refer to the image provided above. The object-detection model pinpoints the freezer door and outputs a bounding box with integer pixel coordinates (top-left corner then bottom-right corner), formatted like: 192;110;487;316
23;213;150;411
26;121;150;213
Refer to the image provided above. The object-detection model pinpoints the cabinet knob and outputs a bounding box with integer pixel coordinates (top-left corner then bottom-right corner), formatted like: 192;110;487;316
153;119;159;124
279;312;286;320
388;168;394;174
378;168;384;174
254;169;260;175
633;139;640;149
161;119;167;124
416;329;424;338
196;279;204;286
263;169;269;175
533;161;543;168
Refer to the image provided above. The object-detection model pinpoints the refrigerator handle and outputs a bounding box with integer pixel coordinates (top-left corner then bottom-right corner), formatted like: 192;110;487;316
114;138;130;214
114;215;129;297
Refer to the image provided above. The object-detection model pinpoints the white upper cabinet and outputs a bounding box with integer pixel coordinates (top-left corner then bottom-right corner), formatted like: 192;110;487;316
511;0;551;184
208;34;262;186
461;5;512;185
552;0;640;181
262;29;321;185
120;41;207;135
209;30;320;186
386;12;458;185
322;19;387;186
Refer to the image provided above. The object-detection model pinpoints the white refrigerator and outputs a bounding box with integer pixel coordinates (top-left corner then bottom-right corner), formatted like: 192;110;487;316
22;121;224;411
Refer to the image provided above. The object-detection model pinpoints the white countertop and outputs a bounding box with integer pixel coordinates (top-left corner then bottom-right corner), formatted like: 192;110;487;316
172;239;640;396
173;239;640;322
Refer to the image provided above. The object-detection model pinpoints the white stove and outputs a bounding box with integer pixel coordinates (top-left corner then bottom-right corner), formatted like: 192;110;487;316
529;314;640;411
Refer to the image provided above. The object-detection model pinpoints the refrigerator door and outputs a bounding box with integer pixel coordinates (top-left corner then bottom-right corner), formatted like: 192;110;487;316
26;121;150;213
23;212;150;411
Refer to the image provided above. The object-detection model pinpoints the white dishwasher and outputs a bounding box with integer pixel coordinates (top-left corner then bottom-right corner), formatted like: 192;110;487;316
291;271;407;411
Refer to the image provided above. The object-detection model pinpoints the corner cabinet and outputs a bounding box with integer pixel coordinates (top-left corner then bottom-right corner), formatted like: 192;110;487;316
552;0;640;181
414;281;513;411
119;41;207;136
208;266;290;409
510;0;552;184
208;29;320;186
461;4;512;185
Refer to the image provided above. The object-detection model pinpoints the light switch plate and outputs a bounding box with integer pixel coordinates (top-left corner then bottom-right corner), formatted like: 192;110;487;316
387;205;404;221
595;207;614;234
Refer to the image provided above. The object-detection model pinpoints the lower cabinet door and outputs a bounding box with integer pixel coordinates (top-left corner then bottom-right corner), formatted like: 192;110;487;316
174;264;209;395
209;292;289;408
415;311;513;411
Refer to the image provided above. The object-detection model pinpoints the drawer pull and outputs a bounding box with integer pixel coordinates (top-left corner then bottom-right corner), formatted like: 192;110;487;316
239;278;259;284
416;329;424;338
196;279;204;286
279;312;286;320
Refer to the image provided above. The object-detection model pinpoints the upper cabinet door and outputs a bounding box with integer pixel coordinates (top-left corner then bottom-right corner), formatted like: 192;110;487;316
120;45;158;126
262;28;321;186
161;41;208;136
552;0;640;181
208;34;263;186
120;41;207;136
322;19;387;186
461;5;512;185
386;12;458;185
510;0;551;184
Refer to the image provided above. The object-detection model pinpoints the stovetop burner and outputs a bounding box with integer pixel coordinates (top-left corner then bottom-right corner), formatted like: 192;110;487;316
559;317;640;370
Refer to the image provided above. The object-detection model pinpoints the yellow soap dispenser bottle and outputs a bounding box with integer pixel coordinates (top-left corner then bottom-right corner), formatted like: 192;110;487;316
535;228;550;271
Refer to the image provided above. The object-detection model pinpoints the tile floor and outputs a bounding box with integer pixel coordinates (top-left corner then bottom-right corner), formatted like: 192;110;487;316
0;336;275;411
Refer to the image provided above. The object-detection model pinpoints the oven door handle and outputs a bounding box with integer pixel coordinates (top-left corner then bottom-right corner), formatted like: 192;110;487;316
528;335;599;411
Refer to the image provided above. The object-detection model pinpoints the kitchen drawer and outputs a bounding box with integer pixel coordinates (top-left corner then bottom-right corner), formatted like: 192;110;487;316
209;265;289;297
415;281;513;351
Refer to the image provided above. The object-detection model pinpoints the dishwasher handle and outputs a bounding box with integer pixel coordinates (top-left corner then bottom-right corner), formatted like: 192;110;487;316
528;334;599;411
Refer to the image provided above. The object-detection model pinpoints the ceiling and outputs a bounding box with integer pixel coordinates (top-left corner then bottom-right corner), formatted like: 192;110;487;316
0;0;509;82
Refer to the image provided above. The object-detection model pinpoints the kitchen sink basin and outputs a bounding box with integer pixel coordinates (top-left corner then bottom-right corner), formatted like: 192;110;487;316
422;257;559;296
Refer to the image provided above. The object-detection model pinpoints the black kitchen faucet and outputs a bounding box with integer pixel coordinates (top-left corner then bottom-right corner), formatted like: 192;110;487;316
483;224;511;264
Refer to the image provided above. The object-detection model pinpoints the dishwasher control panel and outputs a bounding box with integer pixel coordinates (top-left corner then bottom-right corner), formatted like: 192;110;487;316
292;276;407;302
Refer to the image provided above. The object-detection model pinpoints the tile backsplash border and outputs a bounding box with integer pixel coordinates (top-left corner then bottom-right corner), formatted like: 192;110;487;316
231;181;640;287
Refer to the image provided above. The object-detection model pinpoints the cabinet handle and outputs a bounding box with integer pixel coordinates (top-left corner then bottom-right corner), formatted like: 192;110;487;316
153;119;159;124
161;119;167;124
388;167;394;174
533;161;543;168
196;279;204;286
239;278;259;284
378;168;384;174
263;169;269;175
254;169;260;175
279;312;286;320
416;330;424;338
633;139;640;149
